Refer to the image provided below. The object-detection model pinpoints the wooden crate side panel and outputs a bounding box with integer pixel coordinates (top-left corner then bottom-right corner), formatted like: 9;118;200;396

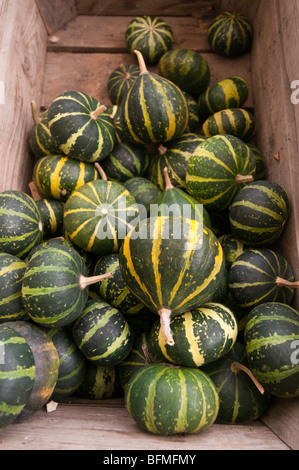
216;0;260;19
35;0;77;35
0;0;48;193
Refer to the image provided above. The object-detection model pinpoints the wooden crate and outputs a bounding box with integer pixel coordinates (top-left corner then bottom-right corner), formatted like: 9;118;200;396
0;0;298;450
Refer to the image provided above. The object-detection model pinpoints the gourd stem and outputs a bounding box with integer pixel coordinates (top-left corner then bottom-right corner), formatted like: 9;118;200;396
134;49;148;75
121;63;131;79
28;180;42;201
90;105;107;120
158;308;175;346
276;277;299;288
235;174;254;183
30;100;41;124
230;362;265;395
163;167;173;190
142;343;153;364
79;272;113;290
158;144;167;155
94;163;108;180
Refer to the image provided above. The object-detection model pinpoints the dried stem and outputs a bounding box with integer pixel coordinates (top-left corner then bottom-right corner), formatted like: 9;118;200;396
30;100;41;124
79;272;113;290
235;174;254;183
230;362;265;394
158;307;174;346
142;343;153;365
163;166;173;190
90;105;107;120
158;144;167;155
134;49;148;75
121;63;131;79
276;277;299;288
94;163;108;180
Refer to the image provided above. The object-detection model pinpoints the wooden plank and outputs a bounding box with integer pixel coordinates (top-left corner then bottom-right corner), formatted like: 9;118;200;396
47;15;211;53
0;0;48;193
216;0;260;19
75;0;217;17
35;0;77;35
0;398;290;450
41;51;253;110
261;398;299;451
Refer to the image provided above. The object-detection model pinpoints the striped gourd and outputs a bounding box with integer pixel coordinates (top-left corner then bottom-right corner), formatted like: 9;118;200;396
158;48;210;96
125;15;173;64
125;363;219;435
72;298;133;367
91;253;148;316
182;91;200;133
208;12;253;57
201;108;256;142
0;325;35;430
0;253;27;323
29;102;62;159
46;327;87;400
219;234;252;270
198;76;249;118
148;303;237;367
5;321;59;421
21;242;112;328
229;180;291;246
0;191;43;259
107;63;140;105
123;177;162;216
118;50;188;144
186;134;256;211
33;154;99;202
228;248;297;310
247;144;266;180
47;91;117;162
77;362;122;399
244;302;299;398
201;342;270;424
156;166;212;229
36;198;64;237
119;215;224;345
148;133;206;190
63;178;139;255
100;142;149;183
207;267;228;304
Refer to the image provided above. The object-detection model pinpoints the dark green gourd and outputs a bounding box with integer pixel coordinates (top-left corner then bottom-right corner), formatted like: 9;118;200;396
0;253;27;323
107;63;140;105
29;101;62;159
100;142;149;183
208;12;253;57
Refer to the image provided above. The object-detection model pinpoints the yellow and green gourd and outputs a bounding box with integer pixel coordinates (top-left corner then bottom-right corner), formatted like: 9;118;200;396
201;108;256;142
208;12;253;57
107;63;140;105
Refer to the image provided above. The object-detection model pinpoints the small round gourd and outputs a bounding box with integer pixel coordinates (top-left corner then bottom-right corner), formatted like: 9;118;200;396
36;198;64;237
247;144;266;180
125;363;219;435
0;191;43;259
244;302;299;398
72;298;133;367
0;253;27;323
29;102;62;159
186;134;256;211
77;362;122;399
158;48;210;96
33;154;99;201
47;91;117;162
100;142;149;183
208;12;253;57
148;303;237;367
219;233;252;270
182;91;200;132
201;108;255;142
201;342;271;424
123;176;162;216
0;325;36;430
125;15;173;64
107;63;140;105
229;180;291;246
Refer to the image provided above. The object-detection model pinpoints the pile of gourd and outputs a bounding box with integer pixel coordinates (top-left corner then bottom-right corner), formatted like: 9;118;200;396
0;12;298;436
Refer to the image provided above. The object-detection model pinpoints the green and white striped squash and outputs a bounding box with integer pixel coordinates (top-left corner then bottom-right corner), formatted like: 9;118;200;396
36;198;64;237
158;48;210;97
228;248;296;310
125;15;173;64
5;321;59;421
29;102;62;159
201;342;271;424
46;327;87;400
47;91;117;162
119;215;224;345
229;180;291;246
198;76;249;118
148;133;206;190
186;134;256;211
100;142;149;183
148;303;237;367
201;108;256;142
107;63;140;105
208;12;253;57
63;178;139;255
91;253;148;316
33;154;99;202
244;302;299;398
0;253;27;323
0;191;43;259
21;242;111;328
77;362;122;399
219;233;252;270
247;144;266;180
72;298;133;367
0;325;35;430
118;50;189;144
125;363;219;435
123;177;162;216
